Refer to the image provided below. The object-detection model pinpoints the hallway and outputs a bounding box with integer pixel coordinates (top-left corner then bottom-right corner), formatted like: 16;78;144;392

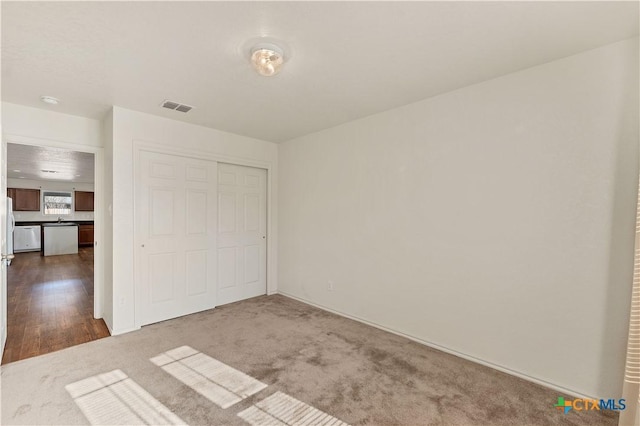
1;247;110;364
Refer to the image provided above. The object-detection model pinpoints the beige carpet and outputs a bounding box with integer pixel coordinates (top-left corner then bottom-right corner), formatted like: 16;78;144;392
1;295;617;425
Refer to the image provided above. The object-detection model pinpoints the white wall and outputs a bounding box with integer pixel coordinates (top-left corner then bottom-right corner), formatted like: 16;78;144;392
278;38;639;399
2;102;102;147
8;178;95;222
109;107;278;334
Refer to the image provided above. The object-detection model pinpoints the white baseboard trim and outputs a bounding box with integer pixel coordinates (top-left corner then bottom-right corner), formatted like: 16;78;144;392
0;331;5;365
109;326;140;336
276;291;600;401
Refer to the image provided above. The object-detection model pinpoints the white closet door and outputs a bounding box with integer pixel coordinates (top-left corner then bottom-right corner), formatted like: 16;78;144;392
217;163;267;305
136;150;217;326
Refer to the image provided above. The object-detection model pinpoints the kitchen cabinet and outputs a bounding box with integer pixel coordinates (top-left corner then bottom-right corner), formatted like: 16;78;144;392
74;191;94;211
78;224;94;247
7;188;40;211
44;224;78;256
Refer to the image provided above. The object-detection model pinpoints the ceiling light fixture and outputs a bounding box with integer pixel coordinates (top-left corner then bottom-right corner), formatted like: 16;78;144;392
40;96;60;105
250;43;285;77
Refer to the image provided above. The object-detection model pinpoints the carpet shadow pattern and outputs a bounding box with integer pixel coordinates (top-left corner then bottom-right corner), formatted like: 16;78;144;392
1;295;617;425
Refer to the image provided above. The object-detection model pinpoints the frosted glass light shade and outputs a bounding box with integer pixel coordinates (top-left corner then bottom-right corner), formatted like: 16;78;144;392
250;45;284;76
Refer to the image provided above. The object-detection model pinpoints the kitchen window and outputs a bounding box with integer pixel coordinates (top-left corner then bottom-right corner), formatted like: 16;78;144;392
43;191;72;215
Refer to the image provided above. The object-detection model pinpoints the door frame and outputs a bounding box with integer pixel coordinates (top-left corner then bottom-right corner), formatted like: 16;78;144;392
132;140;276;329
2;134;105;319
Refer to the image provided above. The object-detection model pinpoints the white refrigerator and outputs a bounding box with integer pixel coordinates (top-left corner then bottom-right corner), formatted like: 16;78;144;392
6;198;14;265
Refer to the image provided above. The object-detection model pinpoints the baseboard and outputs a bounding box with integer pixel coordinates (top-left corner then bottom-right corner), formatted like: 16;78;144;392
0;329;5;365
276;291;600;401
109;325;140;336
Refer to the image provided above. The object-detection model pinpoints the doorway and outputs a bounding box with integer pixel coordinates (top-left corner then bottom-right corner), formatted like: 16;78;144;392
1;143;108;364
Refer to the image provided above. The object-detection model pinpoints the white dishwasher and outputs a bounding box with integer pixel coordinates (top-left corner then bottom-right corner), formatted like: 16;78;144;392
13;225;41;252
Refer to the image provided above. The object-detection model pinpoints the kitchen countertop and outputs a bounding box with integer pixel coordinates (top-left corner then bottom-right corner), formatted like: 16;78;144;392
15;220;94;226
14;221;94;255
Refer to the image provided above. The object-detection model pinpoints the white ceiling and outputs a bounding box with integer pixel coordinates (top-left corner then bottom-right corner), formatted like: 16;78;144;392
7;144;95;184
2;1;638;143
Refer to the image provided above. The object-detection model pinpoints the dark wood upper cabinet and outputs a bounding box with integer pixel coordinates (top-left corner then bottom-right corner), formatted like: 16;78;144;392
74;191;94;211
7;188;40;211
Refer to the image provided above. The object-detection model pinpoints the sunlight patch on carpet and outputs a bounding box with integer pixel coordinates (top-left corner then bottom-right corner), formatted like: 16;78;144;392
150;345;267;408
238;391;350;426
65;369;185;425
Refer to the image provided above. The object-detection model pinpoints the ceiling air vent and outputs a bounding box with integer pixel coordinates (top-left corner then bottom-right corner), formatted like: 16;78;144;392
161;100;193;113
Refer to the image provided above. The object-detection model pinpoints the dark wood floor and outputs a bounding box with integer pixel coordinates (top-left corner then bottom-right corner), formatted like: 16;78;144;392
1;247;110;364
